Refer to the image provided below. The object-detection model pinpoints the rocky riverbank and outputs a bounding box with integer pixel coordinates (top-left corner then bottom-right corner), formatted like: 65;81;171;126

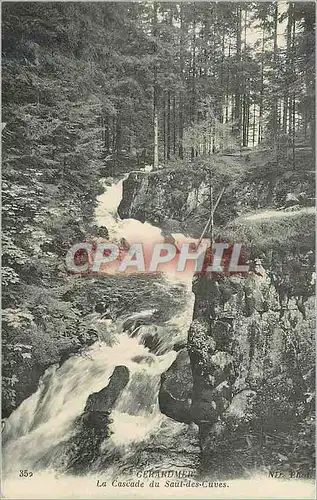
119;153;315;476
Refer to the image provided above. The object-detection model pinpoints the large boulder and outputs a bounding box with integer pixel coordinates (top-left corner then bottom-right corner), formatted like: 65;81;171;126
59;365;130;473
159;349;193;424
83;365;129;428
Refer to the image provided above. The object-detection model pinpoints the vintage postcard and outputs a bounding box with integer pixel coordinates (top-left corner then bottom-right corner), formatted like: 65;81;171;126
1;1;315;498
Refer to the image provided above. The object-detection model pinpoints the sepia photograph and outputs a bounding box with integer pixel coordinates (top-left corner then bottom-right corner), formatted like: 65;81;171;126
1;1;316;498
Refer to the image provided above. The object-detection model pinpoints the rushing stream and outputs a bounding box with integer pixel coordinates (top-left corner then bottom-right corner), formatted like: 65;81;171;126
3;175;197;486
2;178;315;500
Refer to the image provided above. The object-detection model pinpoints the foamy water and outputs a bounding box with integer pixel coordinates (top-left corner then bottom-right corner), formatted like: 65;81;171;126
94;177;199;284
2;321;191;476
2;175;197;497
4;175;312;499
95;177;164;244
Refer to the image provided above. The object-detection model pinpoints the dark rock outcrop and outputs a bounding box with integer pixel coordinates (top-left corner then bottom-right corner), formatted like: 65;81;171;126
188;257;315;473
118;168;211;236
117;171;150;222
59;365;129;473
83;365;129;428
159;349;193;424
157;240;314;474
117;155;314;240
119;154;315;476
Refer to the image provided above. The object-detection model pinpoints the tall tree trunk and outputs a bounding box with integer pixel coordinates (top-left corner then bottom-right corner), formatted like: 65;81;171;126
163;91;167;162
105;116;110;153
282;96;288;134
112;116;116;152
115;109;121;156
191;4;196;160
252;102;256;146
100;116;104;146
173;95;176;156
291;8;296;168
258;27;265;144
242;6;248;147
272;1;278;138
292;94;296;168
284;3;293;137
178;3;184;159
167;91;171;160
235;4;242;145
220;32;225;124
243;93;250;147
153;1;159;169
242;93;247;146
225;39;231;123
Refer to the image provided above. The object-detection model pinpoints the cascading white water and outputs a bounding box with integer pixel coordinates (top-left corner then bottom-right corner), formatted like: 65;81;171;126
95;176;165;245
95;176;198;282
3;176;315;500
3;173;196;480
2;329;186;473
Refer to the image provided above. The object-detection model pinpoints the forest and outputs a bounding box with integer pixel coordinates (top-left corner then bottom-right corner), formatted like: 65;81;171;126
2;0;315;478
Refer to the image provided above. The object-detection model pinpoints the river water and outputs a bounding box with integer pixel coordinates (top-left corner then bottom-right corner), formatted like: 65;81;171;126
2;175;199;494
2;176;314;500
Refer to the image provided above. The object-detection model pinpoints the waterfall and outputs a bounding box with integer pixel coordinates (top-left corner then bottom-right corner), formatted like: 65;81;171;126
2;177;314;500
94;176;198;282
95;176;164;245
2;330;187;474
3;174;196;486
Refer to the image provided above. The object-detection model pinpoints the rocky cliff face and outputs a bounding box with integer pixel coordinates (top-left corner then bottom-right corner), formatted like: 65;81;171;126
158;254;315;474
189;263;314;469
159;348;193;424
118;154;314;236
118;168;209;235
120;157;315;475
